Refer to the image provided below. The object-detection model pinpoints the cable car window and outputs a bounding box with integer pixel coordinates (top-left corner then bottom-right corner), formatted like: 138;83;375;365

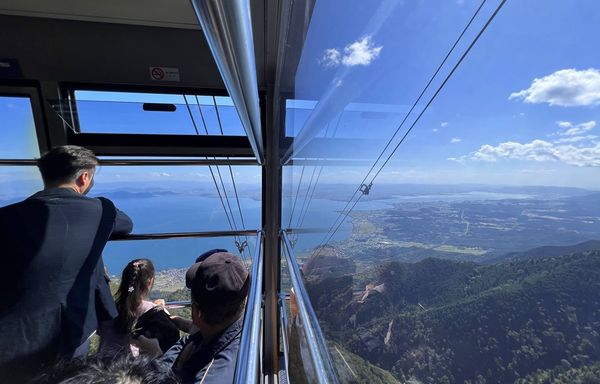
73;91;245;136
281;0;600;383
103;236;258;287
0;95;40;158
0;166;43;206
89;165;261;234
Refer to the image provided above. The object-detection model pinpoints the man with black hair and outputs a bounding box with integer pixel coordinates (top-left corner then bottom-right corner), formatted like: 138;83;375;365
31;354;178;384
0;145;133;382
138;251;249;384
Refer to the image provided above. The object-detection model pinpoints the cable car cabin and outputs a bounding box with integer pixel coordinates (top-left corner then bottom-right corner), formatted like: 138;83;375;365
2;1;600;383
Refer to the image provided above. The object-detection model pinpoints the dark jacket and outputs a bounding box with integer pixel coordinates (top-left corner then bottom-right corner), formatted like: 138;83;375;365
159;316;243;384
0;188;132;382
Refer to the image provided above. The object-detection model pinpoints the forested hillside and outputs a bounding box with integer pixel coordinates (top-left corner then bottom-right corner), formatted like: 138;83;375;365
305;250;600;383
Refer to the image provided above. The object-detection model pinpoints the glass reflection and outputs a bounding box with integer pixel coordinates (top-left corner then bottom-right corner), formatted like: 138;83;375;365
282;1;600;383
74;91;246;136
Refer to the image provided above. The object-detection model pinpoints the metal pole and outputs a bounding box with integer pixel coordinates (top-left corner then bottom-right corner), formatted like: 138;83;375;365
234;231;264;383
0;159;258;166
262;88;281;380
190;0;264;163
281;231;339;384
109;229;258;241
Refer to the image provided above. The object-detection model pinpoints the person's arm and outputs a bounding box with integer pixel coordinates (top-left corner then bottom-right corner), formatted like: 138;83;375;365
170;315;194;334
98;197;133;236
113;208;133;236
156;335;188;366
132;335;163;358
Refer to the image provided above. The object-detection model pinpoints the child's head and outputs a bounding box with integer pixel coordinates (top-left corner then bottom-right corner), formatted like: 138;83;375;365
121;258;155;297
115;258;155;333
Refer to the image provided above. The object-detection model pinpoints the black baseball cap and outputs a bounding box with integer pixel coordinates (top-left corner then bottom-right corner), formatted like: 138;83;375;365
195;248;228;263
185;252;249;305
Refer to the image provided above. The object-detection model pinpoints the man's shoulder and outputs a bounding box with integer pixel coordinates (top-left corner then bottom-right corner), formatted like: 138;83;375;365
29;189;112;206
159;334;191;366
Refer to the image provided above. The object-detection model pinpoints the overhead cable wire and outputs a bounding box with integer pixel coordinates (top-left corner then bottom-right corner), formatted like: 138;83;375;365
184;95;240;251
184;95;236;233
286;110;343;233
293;112;344;246
314;0;506;255
212;96;252;262
286;165;306;229
315;0;489;249
183;95;249;267
295;114;341;228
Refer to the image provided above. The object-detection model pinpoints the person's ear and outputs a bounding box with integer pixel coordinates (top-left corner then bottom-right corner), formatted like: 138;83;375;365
75;171;88;188
77;169;94;195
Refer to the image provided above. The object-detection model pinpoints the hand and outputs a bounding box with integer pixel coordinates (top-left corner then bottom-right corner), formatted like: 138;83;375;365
170;315;194;334
132;335;162;357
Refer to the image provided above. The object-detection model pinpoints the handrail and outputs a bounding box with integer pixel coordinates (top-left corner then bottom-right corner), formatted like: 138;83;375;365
279;294;291;384
280;231;339;384
164;300;192;307
233;231;263;383
0;159;258;166
109;229;258;241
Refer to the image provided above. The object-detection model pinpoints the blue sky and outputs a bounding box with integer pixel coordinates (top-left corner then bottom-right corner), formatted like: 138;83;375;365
2;0;600;192
287;0;600;188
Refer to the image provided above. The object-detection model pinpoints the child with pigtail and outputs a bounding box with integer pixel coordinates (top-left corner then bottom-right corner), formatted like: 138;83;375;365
114;258;157;356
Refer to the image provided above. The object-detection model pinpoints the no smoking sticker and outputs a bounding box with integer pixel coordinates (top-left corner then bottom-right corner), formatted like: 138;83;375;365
149;66;180;82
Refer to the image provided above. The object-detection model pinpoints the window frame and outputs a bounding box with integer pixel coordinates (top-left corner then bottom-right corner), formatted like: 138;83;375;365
0;84;50;159
60;82;256;158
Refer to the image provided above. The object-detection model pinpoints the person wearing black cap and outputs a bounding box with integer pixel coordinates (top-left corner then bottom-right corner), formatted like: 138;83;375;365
155;251;249;384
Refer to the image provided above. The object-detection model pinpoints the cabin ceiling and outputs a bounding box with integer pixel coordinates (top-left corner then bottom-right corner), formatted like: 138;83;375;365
0;0;276;90
0;0;201;30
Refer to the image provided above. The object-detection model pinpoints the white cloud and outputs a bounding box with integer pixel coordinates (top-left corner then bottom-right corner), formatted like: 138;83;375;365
553;135;598;144
441;122;449;127
320;36;383;68
150;172;171;177
450;138;461;144
509;68;600;107
468;139;600;167
432;128;439;133
555;120;595;136
320;48;341;67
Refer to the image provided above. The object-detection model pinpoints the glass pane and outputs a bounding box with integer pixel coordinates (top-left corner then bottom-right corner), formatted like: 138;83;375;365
0;166;43;206
74;91;246;136
103;236;257;283
282;1;600;383
0;96;40;158
90;165;261;233
103;236;258;328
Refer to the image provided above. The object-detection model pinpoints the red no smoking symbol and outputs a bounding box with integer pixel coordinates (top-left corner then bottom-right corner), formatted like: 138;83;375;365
151;67;165;80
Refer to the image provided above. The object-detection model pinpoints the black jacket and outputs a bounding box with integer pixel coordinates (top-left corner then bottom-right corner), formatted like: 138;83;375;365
0;188;132;382
159;316;243;384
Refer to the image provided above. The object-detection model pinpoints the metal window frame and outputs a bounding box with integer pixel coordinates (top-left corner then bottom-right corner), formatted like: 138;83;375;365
281;231;339;384
0;82;50;156
234;231;264;383
57;82;260;158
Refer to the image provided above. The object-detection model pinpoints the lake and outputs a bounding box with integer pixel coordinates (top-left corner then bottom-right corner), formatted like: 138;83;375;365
100;190;537;273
